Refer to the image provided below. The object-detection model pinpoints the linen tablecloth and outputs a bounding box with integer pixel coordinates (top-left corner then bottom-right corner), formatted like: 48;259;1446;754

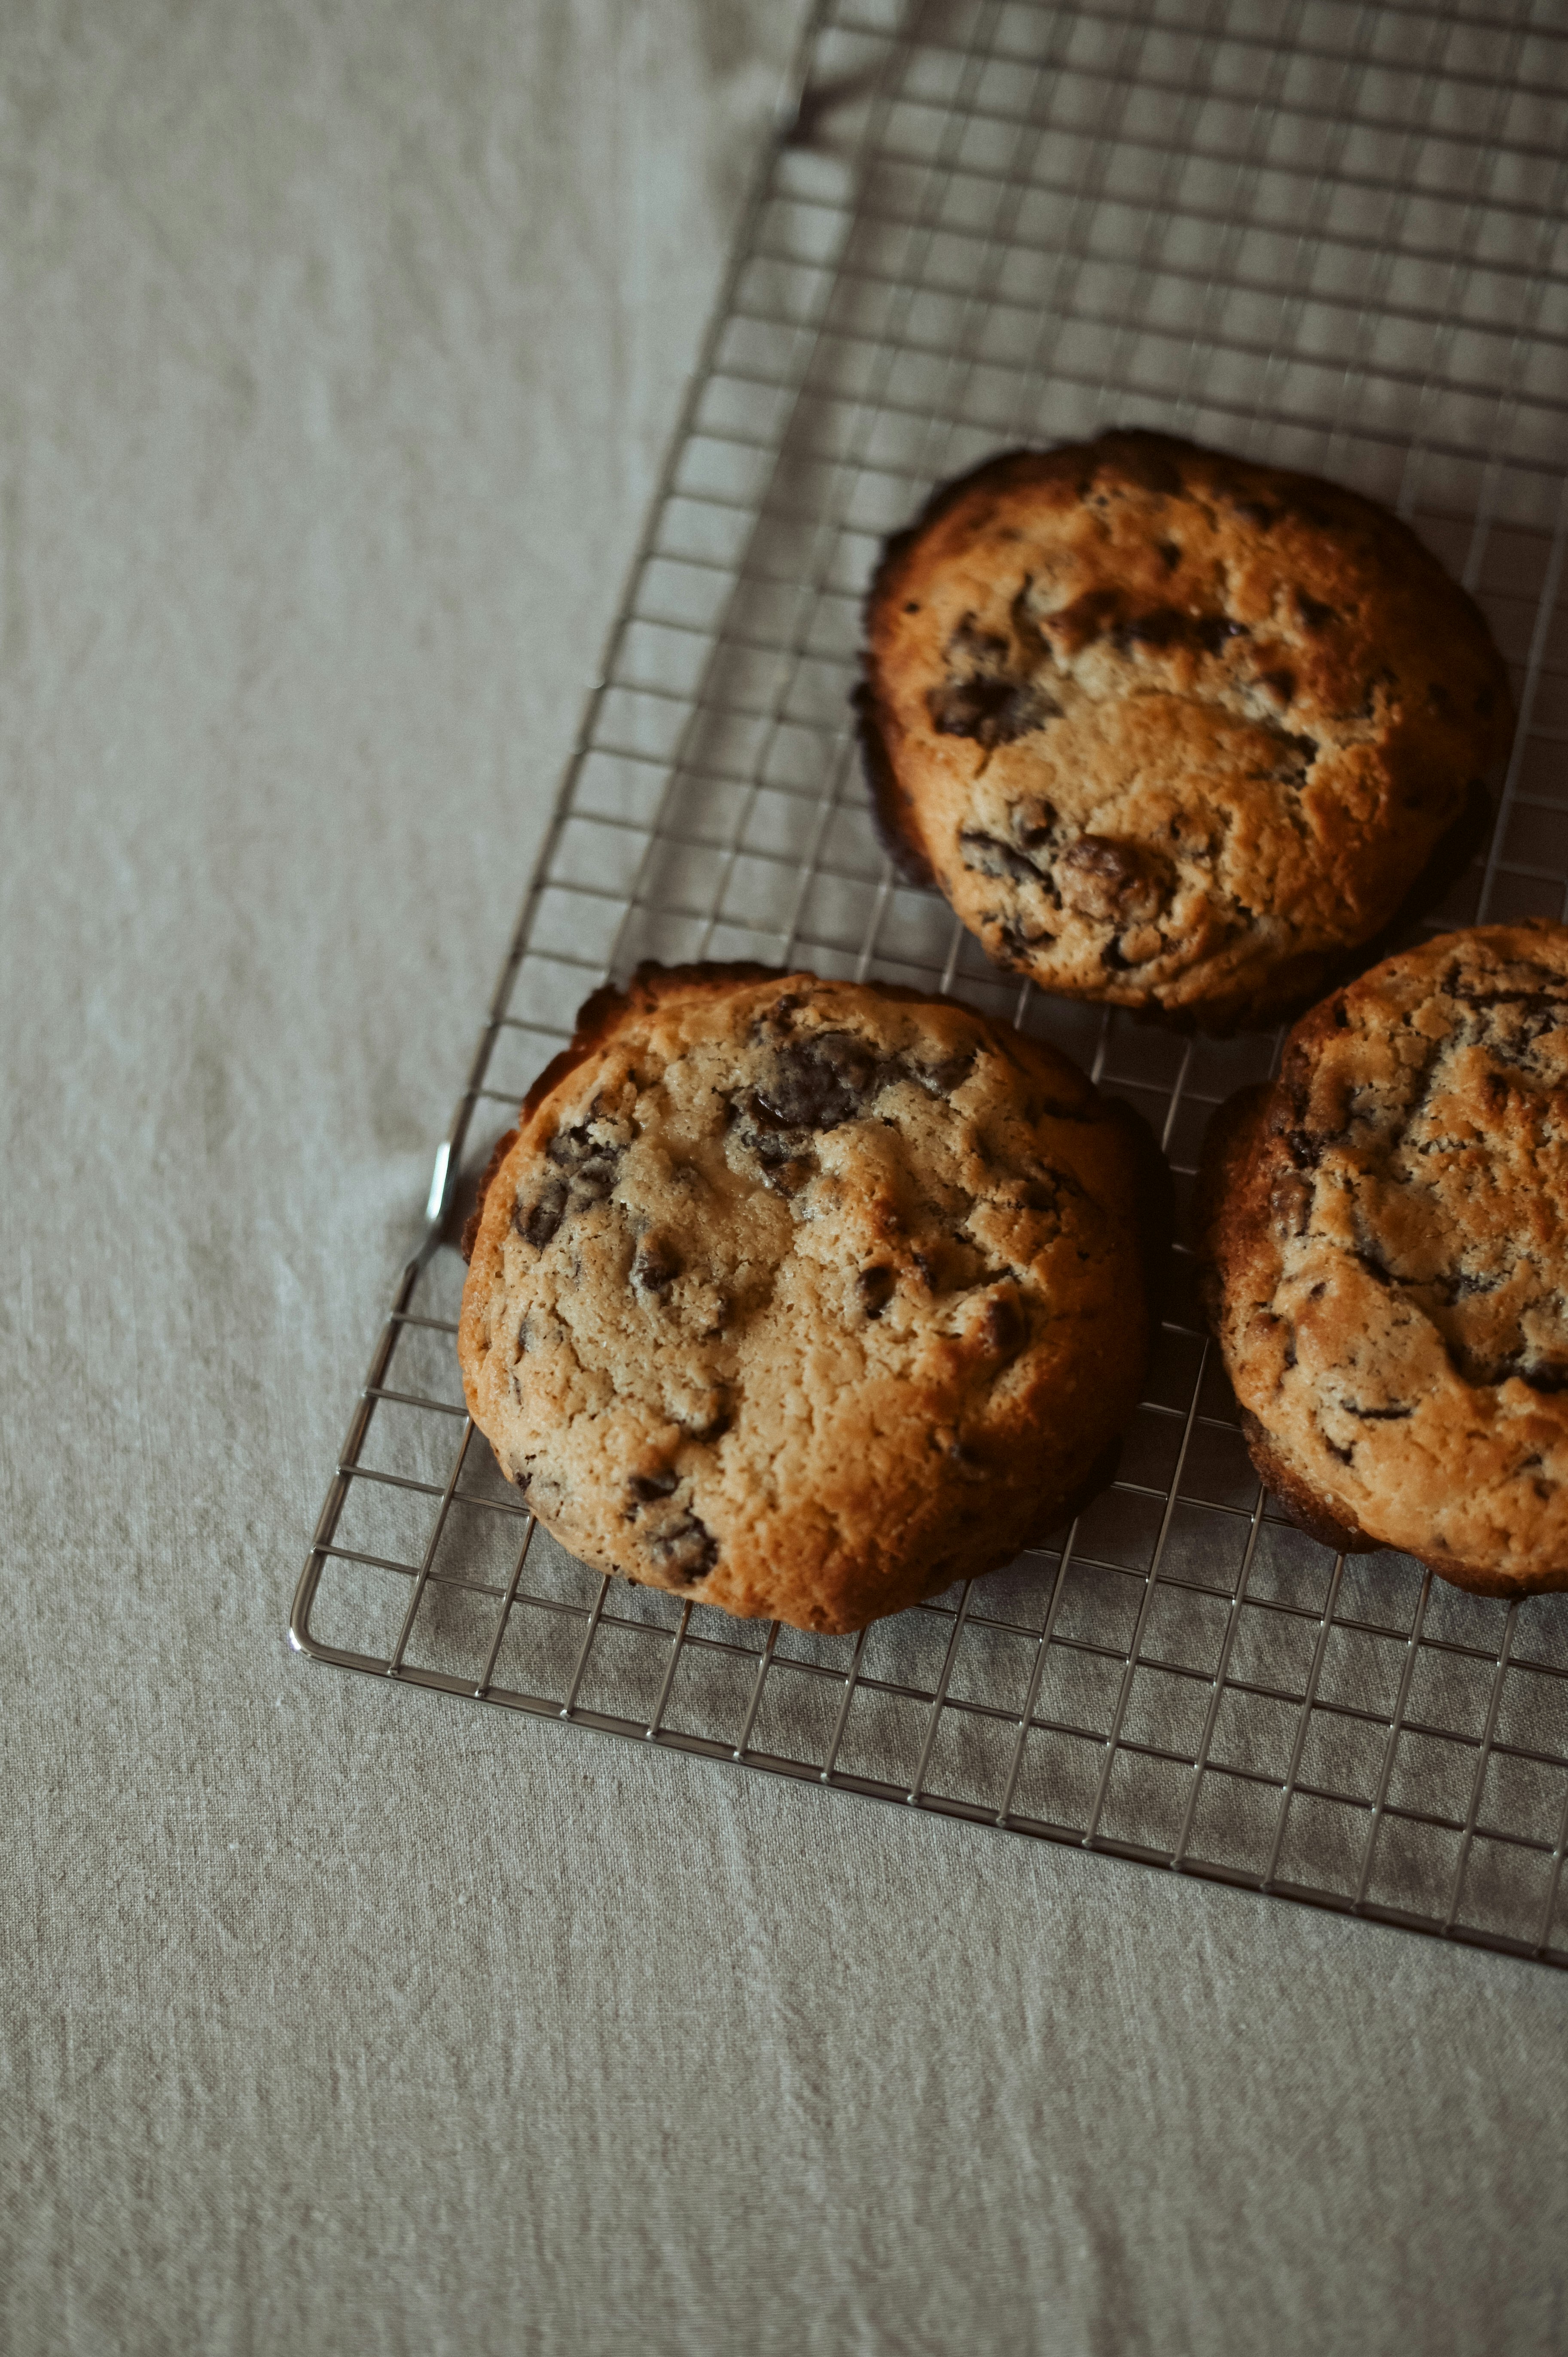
5;4;1567;2348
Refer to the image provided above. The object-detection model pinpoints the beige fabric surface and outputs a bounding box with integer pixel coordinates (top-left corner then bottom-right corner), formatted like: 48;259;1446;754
4;4;1568;2351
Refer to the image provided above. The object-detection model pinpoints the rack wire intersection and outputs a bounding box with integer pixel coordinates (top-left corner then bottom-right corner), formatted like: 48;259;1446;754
295;0;1568;1967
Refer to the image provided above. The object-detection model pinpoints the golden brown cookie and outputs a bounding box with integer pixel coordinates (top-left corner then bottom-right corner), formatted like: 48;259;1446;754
459;962;1165;1633
860;432;1512;1031
1196;923;1568;1596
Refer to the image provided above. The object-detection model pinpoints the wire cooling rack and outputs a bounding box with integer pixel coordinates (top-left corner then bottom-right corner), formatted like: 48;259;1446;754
293;0;1568;1966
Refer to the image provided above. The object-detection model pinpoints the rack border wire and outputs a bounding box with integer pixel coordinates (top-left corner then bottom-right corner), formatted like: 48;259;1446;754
293;0;1568;1969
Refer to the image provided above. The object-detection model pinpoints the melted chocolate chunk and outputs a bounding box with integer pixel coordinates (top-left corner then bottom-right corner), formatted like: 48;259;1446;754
1015;802;1059;849
1116;607;1186;652
632;1238;680;1293
858;1266;896;1319
516;1176;570;1251
1113;608;1248;657
1449;1349;1568;1395
751;1029;891;1131
997;915;1054;964
959;828;1046;886
628;1469;680;1503
1057;834;1174;927
982;1295;1027;1360
546;1123;621;1197
1044;586;1123;653
929;672;1059;748
919;1047;976;1097
515;1120;625;1251
648;1510;717;1579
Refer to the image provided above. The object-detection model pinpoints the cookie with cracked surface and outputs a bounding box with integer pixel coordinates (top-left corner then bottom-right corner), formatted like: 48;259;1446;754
860;431;1512;1032
458;962;1165;1634
1196;922;1568;1597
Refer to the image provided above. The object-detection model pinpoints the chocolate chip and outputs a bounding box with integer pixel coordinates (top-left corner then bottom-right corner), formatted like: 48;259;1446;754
546;1122;618;1188
1057;834;1173;927
1296;590;1336;630
1452;1351;1568;1395
929;672;1058;748
858;1266;896;1319
1117;607;1187;651
958;828;1046;886
1113;609;1247;656
628;1469;680;1503
751;1030;886;1131
516;1176;570;1250
997;916;1054;964
1015;802;1059;849
920;1047;976;1096
632;1238;680;1293
1343;1403;1412;1420
1043;586;1123;653
648;1510;717;1579
982;1295;1027;1359
1194;614;1250;653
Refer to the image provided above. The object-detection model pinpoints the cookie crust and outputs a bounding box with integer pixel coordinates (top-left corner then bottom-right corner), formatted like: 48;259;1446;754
860;432;1512;1031
459;963;1165;1633
1196;923;1568;1596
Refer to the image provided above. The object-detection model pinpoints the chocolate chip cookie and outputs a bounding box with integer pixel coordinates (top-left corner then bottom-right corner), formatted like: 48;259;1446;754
860;432;1512;1031
459;963;1165;1633
1197;923;1568;1596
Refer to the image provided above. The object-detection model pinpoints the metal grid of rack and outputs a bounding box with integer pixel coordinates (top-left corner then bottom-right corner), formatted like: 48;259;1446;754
293;0;1568;1966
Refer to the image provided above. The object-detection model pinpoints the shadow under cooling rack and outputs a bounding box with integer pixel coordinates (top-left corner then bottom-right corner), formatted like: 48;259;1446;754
295;0;1568;1968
